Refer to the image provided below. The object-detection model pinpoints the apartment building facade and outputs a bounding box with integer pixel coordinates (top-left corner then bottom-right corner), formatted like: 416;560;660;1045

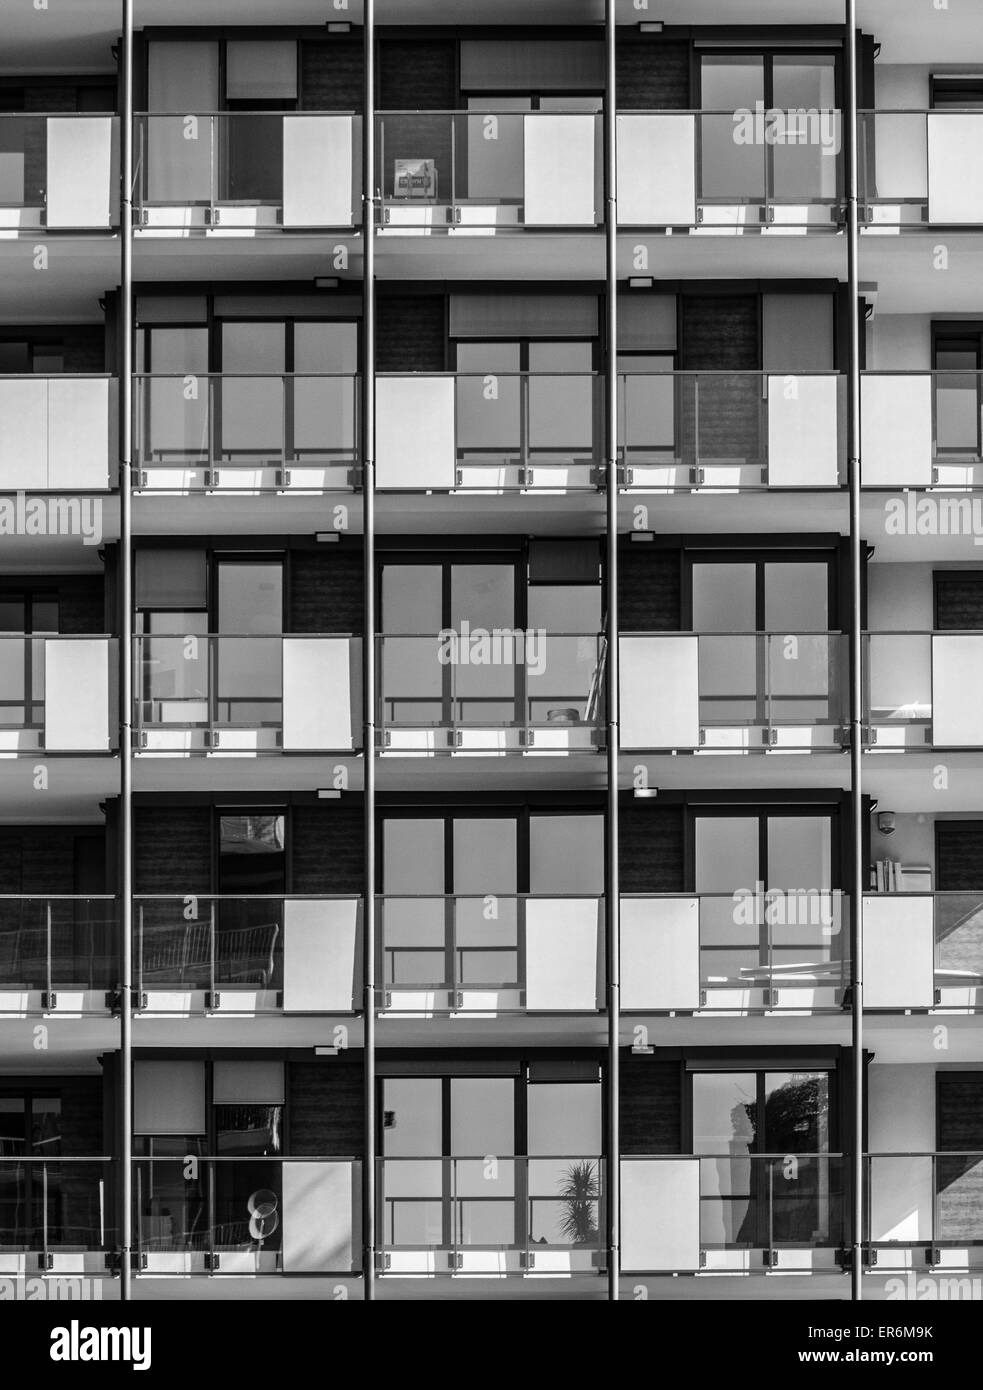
1;0;982;1302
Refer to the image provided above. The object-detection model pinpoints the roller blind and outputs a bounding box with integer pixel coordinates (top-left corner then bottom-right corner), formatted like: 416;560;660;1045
148;41;219;113
213;1060;285;1104
135;297;208;325
134;1061;206;1134
460;40;604;91
618;294;677;351
449;294;598;339
226;41;298;100
135;549;207;609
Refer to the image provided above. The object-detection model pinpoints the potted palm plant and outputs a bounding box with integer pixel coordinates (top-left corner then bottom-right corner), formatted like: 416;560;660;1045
557;1159;600;1246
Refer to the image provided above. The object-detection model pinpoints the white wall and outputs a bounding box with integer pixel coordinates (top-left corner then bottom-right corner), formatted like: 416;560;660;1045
870;813;935;870
866;316;931;371
875;66;930;110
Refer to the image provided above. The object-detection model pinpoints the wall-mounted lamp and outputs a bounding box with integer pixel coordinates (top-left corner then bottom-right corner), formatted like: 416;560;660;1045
877;811;896;836
314;277;340;290
317;788;342;799
629;532;655;543
633;787;659;799
315;532;341;543
639;21;664;33
628;276;654;289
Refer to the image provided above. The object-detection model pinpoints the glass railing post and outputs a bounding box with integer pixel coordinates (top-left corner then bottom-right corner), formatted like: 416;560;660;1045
520;373;530;479
41;1162;49;1264
208;115;216;218
209;899;216;1002
45;899;52;1003
207;1159;216;1269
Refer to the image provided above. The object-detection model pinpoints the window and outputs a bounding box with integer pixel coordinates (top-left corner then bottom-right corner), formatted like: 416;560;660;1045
693;1068;836;1248
379;1065;602;1250
931;77;983;110
688;554;836;727
698;51;841;203
135;1061;284;1258
379;808;602;991
0;1093;62;1247
0;587;59;728
933;326;983;459
453;338;596;460
693;807;842;990
136;554;284;731
380;555;519;727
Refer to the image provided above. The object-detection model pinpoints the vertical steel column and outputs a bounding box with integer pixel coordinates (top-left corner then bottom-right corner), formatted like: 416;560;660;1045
119;0;134;1303
361;0;377;1303
845;0;865;1303
604;0;621;1303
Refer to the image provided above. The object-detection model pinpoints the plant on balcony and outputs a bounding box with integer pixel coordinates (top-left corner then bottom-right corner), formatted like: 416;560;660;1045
557;1159;600;1246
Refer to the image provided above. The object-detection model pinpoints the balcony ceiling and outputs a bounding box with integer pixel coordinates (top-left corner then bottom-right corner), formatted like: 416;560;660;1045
5;0;982;73
0;759;117;822
0;1018;115;1068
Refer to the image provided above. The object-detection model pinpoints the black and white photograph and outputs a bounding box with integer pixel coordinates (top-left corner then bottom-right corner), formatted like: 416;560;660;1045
0;0;980;1364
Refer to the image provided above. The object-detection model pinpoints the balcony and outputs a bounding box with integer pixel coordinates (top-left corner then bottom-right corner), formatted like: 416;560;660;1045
868;1153;983;1267
376;111;601;232
861;111;983;228
0;115;117;230
0;896;115;1015
865;632;983;749
374;371;846;494
135;634;361;753
379;894;603;1014
135;1155;359;1275
134;113;360;231
0;1158;114;1275
378;632;605;755
620;371;846;491
863;893;983;1010
134;374;358;493
859;372;983;488
621;892;848;1013
616;109;842;230
378;1155;603;1276
621;1153;846;1274
619;632;847;752
0;636;115;753
0;376;116;491
134;895;360;1015
376;372;599;492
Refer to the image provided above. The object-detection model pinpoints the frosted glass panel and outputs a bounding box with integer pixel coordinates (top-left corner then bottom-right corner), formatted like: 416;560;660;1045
695;818;758;893
384;819;445;894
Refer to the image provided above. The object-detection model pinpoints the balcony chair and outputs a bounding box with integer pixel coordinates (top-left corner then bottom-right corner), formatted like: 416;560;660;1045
140;919;280;989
